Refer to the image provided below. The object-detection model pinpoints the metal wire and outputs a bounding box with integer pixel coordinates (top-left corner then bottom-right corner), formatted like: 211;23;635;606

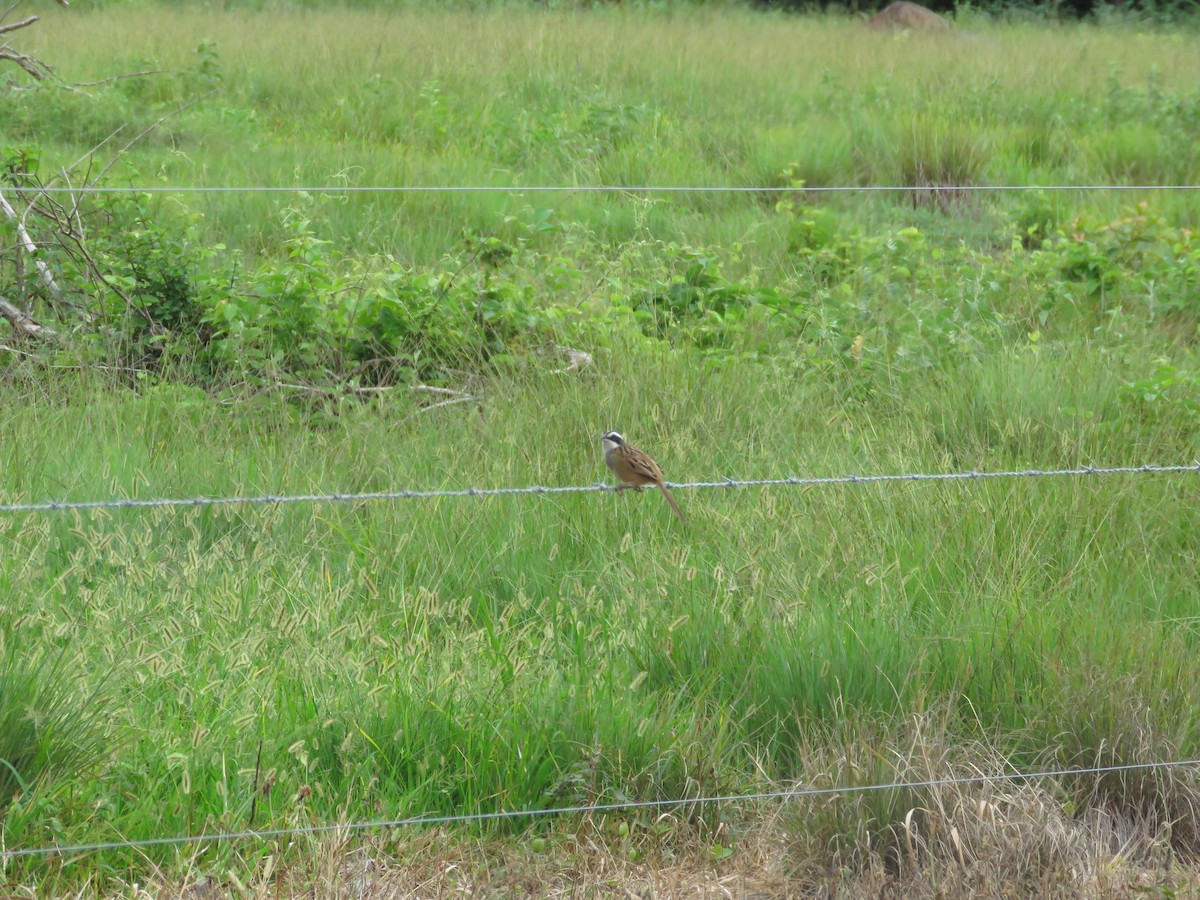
18;183;1200;195
0;463;1196;516
4;757;1196;860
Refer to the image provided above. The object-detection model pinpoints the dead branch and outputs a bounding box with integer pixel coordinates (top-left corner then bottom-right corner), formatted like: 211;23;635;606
91;89;216;186
0;14;56;81
412;384;470;397
0;186;64;303
416;395;476;414
0;294;54;338
6;93;217;332
0;15;39;38
271;379;478;413
70;69;165;89
411;384;477;414
0;44;53;80
0;343;150;375
274;380;396;397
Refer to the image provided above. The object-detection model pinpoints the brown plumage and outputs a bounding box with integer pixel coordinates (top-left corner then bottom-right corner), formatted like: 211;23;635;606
601;431;685;522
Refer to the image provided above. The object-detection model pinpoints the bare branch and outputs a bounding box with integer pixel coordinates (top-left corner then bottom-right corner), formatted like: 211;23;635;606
0;186;64;303
92;90;217;186
70;69;165;89
271;379;478;413
0;14;57;80
412;384;470;397
0;15;38;38
0;44;54;79
415;395;476;414
0;295;54;338
273;380;397;397
64;125;126;186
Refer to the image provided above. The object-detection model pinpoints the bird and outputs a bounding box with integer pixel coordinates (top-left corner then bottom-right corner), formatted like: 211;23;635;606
601;431;685;522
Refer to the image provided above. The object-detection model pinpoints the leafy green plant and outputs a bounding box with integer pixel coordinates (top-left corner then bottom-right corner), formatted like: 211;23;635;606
1120;360;1200;419
1013;189;1060;249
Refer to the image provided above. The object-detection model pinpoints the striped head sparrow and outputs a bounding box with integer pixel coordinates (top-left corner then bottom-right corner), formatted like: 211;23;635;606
601;431;685;522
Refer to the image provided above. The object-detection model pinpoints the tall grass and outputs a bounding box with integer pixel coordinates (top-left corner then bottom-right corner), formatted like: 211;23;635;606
0;638;112;811
7;4;1200;264
3;334;1200;882
4;2;1200;892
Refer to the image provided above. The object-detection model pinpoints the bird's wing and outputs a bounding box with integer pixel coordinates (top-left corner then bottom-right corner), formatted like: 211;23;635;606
627;452;664;482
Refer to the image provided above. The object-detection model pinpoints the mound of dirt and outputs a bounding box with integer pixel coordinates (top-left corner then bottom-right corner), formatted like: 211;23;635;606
866;1;950;31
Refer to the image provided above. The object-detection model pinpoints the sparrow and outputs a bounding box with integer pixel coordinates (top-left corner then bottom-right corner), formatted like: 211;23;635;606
601;431;685;522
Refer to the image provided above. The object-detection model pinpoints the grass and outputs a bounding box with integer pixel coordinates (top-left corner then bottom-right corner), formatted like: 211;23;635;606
7;3;1200;263
3;1;1200;894
3;341;1200;891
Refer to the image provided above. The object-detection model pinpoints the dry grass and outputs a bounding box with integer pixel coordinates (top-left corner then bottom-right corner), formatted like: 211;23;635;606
82;712;1196;899
124;805;1200;899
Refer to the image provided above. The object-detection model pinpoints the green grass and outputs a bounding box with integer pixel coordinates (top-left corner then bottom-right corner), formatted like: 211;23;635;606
3;340;1200;884
7;3;1200;264
4;1;1200;892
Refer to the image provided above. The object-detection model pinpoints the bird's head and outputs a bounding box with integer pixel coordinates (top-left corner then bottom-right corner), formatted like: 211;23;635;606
601;431;624;452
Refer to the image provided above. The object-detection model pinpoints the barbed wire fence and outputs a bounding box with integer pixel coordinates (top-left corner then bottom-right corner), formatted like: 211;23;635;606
0;462;1196;515
5;179;1200;866
4;758;1199;860
0;460;1196;861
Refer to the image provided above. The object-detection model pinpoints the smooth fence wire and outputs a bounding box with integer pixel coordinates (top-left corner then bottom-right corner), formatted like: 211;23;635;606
4;758;1198;860
0;462;1197;516
16;183;1200;195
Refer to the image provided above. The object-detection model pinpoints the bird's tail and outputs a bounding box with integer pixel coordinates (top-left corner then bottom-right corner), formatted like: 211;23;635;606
656;482;685;523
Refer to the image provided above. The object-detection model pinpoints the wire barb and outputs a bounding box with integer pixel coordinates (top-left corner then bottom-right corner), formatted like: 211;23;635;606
0;463;1195;516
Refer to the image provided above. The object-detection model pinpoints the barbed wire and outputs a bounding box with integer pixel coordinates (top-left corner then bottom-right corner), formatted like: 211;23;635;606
0;463;1195;516
15;183;1200;195
4;757;1197;860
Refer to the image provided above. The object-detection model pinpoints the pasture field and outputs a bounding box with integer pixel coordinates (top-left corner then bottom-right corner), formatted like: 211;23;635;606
3;2;1200;895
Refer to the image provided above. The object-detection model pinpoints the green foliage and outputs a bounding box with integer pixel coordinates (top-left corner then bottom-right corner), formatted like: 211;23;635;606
1121;360;1200;419
1013;189;1060;248
1022;202;1200;307
9;172;1199;393
99;194;207;332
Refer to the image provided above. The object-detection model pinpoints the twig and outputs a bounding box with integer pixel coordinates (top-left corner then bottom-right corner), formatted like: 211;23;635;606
0;343;154;376
414;383;477;413
273;380;396;397
69;69;165;88
271;378;478;413
0;15;55;81
412;384;469;397
0;15;38;38
64;124;126;179
92;89;217;186
416;395;476;414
